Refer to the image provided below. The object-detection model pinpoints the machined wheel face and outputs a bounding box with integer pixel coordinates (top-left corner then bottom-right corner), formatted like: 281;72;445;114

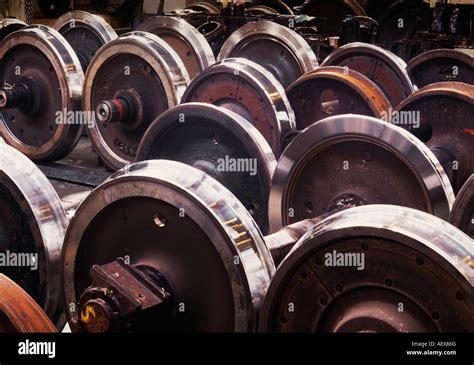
260;205;474;333
269;114;454;232
218;21;318;88
321;42;415;106
450;175;474;238
300;0;367;35
0;143;68;329
287;66;391;129
0;26;84;161
407;49;474;88
0;19;27;42
394;82;474;193
181;58;296;156
137;16;215;80
0;274;56;333
137;103;276;234
54;11;118;73
84;32;190;170
62;160;275;332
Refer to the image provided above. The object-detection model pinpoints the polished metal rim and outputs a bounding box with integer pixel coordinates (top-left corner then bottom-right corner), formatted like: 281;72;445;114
137;16;215;79
450;174;474;238
181;58;296;155
269;114;455;231
53;10;118;43
0;142;68;329
0;25;84;160
62;160;275;332
217;21;319;76
321;42;415;105
84;31;190;169
261;204;474;332
137;102;277;182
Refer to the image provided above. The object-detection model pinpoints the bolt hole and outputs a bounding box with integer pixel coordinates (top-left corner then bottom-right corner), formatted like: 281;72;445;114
413;124;432;143
154;213;167;227
431;312;440;320
416;257;424;266
305;201;313;213
320;298;327;306
385;279;393;287
335;284;343;292
362;243;369;251
455;292;464;301
246;204;256;215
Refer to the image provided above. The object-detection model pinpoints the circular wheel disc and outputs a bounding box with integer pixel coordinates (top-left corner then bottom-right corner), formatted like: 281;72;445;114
53;11;118;73
269;114;454;232
407;49;474;88
394;82;474;193
137;16;215;80
0;274;56;333
181;58;296;156
0;25;84;161
0;19;27;42
0;142;68;329
137;103;276;234
300;0;367;35
260;205;474;332
84;31;190;170
321;42;415;106
218;21;318;88
450;175;474;238
62;160;275;332
286;66;391;129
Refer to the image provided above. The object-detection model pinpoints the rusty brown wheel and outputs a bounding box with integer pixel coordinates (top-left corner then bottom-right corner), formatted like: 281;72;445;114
407;49;474;88
181;58;295;157
62;160;275;332
0;25;84;161
0;142;68;329
394;82;474;193
321;42;415;106
218;21;318;88
0;274;56;333
0;19;27;42
260;205;474;332
53;11;118;73
84;31;190;170
299;0;367;35
286;66;391;129
269;114;454;232
450;175;474;239
137;16;215;80
137;103;276;234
